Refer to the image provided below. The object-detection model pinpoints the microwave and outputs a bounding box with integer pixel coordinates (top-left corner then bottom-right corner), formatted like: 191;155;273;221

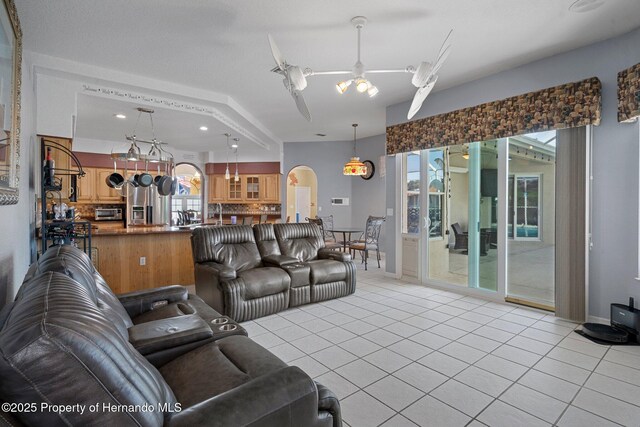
95;207;123;221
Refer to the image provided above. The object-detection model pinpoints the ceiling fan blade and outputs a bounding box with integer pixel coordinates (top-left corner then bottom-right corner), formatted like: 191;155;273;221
268;34;286;71
436;29;454;61
431;43;451;76
407;78;437;120
291;89;312;122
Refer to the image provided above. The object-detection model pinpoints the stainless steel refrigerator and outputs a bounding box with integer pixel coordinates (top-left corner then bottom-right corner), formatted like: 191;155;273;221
126;185;170;226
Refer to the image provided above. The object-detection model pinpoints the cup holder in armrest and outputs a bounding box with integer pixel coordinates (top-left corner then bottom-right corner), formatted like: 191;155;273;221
219;323;238;332
211;317;229;325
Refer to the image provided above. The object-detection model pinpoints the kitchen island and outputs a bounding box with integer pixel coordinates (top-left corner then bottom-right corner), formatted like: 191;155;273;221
91;224;197;294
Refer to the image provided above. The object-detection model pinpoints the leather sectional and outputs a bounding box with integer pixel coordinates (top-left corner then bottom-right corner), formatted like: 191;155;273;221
191;223;356;322
0;245;341;427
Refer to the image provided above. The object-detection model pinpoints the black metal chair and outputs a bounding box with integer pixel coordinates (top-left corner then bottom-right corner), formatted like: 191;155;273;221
306;217;342;250
242;216;253;225
349;216;385;270
259;214;268;224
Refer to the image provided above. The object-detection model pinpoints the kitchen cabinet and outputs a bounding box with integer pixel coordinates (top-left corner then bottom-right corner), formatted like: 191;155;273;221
261;174;280;202
245;176;260;201
207;174;227;202
76;167;125;203
206;173;281;203
228;177;243;201
76;167;96;202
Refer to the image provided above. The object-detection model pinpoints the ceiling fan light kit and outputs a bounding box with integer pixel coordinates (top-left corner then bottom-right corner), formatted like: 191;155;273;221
268;16;453;121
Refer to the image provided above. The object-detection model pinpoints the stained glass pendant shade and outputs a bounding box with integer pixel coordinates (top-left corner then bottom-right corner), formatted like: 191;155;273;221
343;123;367;176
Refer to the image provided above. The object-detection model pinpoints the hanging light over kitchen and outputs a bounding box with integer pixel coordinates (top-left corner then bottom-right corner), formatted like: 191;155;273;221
233;138;240;182
224;133;231;180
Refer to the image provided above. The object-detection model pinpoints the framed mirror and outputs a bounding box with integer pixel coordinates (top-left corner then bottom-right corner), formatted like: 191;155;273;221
0;0;20;205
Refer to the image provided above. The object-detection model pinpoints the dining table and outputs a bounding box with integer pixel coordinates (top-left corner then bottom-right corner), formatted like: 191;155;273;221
328;227;363;252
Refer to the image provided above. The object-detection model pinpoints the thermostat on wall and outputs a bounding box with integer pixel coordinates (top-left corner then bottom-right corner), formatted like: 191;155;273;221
331;198;349;206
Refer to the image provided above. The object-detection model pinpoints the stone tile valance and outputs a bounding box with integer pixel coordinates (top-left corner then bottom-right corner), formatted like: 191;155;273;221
386;77;601;155
618;62;640;122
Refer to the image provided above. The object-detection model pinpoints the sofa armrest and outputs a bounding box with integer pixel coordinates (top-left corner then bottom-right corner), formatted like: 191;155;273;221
198;262;237;280
118;285;188;318
315;381;342;427
262;254;300;267
318;248;352;262
167;366;322;427
128;314;213;355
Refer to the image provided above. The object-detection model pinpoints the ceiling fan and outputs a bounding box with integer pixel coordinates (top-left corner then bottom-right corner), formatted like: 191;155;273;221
268;16;453;122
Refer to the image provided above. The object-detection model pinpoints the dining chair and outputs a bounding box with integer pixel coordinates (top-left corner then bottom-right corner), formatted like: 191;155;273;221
242;216;253;225
348;215;385;270
306;217;341;250
259;214;268;224
317;215;340;243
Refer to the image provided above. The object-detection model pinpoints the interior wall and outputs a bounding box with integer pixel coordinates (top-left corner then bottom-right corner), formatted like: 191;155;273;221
0;51;36;307
282;140;355;226
351;134;387;249
386;27;640;320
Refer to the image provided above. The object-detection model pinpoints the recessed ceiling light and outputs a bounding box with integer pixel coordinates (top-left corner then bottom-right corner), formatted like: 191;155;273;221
569;0;605;13
199;126;208;131
114;113;126;119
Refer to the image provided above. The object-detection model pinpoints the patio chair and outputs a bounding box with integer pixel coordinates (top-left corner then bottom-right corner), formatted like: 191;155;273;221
451;222;468;250
348;215;385;270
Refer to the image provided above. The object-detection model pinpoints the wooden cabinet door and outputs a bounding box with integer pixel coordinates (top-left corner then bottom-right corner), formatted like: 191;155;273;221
96;169;124;202
261;174;280;202
228;176;243;201
245;176;260;201
207;175;227;202
76;167;96;202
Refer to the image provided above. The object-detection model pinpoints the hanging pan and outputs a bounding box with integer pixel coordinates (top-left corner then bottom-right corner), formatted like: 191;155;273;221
105;161;125;188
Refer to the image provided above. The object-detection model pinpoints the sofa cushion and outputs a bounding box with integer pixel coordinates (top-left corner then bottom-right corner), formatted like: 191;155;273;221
253;223;281;258
307;260;347;286
274;223;325;262
238;267;291;300
160;335;288;408
191;225;261;272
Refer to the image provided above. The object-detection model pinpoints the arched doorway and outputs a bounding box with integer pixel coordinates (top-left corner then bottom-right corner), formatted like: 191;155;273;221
286;165;318;222
172;163;204;225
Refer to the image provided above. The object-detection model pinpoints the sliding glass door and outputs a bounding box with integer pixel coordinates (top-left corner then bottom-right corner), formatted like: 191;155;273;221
424;141;499;292
417;131;556;309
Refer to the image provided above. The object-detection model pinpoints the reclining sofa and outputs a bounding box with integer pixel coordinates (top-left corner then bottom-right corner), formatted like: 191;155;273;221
0;245;341;427
191;223;356;322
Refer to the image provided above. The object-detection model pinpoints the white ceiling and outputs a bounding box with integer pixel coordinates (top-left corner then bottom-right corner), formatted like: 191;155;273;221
16;0;640;147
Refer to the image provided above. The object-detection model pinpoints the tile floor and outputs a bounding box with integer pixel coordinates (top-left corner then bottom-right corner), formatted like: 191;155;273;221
240;258;640;427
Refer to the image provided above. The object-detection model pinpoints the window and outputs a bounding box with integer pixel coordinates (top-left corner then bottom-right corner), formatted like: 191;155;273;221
402;152;421;234
427;150;445;238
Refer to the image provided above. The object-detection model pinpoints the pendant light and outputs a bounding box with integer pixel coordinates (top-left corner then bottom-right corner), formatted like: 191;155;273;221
224;133;231;180
343;123;367;176
233;138;240;182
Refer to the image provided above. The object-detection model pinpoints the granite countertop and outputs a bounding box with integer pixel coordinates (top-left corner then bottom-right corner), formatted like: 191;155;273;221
92;225;197;236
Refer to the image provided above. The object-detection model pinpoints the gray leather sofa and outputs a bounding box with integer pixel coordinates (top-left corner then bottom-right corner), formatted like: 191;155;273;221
191;224;356;322
0;245;341;427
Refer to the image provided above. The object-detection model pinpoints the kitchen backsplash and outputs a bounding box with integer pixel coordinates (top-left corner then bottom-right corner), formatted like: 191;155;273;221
207;203;281;218
74;204;124;220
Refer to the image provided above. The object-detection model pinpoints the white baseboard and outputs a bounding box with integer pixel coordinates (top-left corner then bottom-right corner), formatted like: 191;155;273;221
587;315;609;325
384;271;401;279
